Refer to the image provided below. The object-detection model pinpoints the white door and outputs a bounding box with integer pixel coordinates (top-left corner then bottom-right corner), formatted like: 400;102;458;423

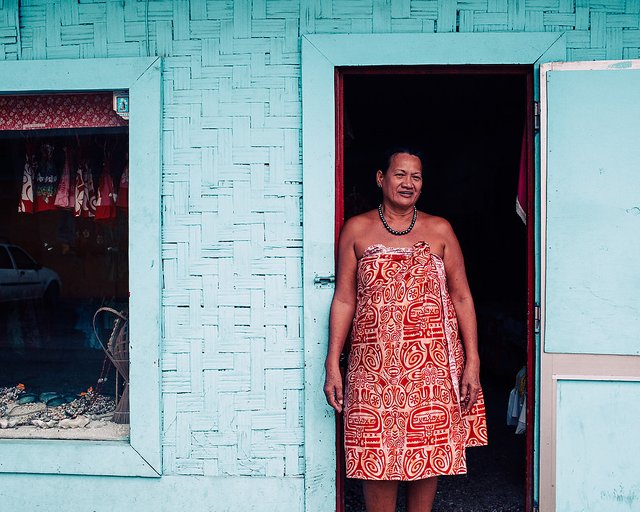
539;60;640;512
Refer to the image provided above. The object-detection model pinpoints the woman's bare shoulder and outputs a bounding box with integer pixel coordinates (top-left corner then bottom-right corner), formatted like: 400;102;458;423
419;212;454;233
342;210;378;237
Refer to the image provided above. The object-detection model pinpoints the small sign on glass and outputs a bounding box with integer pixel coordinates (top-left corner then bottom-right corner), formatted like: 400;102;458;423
113;92;129;120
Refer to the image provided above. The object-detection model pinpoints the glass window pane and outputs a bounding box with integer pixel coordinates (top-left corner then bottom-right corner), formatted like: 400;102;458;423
0;247;12;269
8;246;38;270
0;130;129;441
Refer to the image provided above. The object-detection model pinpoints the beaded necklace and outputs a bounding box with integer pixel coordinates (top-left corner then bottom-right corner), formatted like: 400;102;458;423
378;204;417;236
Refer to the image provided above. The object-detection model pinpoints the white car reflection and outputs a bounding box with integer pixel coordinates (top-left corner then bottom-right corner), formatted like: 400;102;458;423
0;243;61;303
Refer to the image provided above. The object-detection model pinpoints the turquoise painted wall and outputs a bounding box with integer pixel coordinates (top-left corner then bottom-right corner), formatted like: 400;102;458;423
0;1;639;510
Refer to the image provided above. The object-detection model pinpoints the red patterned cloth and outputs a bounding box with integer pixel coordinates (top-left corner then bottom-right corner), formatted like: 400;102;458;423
54;146;75;209
344;242;487;481
95;160;117;221
0;93;127;131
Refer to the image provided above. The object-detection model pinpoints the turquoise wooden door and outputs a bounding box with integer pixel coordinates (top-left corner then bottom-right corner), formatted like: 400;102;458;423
539;60;640;512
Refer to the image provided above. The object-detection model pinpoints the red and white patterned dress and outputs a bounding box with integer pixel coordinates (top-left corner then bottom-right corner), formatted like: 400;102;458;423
344;242;488;481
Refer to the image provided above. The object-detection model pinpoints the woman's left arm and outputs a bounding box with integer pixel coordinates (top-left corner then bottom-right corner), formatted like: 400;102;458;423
441;220;481;413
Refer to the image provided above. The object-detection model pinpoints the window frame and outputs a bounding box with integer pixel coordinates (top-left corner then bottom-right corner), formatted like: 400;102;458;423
0;57;162;477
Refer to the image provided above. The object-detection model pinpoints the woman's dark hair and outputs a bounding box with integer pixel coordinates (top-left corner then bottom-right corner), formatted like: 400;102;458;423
379;145;424;173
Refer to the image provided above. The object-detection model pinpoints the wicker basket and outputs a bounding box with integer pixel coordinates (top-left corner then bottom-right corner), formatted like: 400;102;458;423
93;307;129;424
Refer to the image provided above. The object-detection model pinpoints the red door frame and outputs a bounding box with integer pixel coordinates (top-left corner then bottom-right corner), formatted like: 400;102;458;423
334;65;536;512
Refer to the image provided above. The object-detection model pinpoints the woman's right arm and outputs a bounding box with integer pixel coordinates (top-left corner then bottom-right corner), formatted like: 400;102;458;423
323;220;358;413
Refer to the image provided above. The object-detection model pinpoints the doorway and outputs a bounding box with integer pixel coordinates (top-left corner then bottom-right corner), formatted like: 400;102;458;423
336;67;535;511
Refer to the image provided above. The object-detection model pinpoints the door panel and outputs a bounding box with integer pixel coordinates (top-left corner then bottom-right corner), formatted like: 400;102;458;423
545;68;640;356
556;379;640;512
540;60;640;511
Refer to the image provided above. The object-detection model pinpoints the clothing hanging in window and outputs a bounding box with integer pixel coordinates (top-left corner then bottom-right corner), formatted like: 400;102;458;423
116;160;128;209
95;159;116;221
74;147;96;218
35;144;58;212
18;143;37;214
54;146;75;210
17;140;127;221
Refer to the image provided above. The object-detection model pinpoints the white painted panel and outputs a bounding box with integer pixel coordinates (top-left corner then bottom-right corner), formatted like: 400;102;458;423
556;380;640;511
545;67;640;355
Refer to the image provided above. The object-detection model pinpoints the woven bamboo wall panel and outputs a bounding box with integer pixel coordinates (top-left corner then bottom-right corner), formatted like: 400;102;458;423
0;0;639;479
0;0;19;59
300;0;640;51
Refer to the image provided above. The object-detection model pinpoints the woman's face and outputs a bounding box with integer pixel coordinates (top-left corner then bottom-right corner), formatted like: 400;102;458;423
377;152;423;207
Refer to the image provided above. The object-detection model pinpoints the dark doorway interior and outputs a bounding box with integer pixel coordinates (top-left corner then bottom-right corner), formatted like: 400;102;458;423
340;69;530;511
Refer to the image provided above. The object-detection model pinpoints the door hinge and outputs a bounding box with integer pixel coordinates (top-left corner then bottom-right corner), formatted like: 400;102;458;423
534;302;541;334
534;101;541;132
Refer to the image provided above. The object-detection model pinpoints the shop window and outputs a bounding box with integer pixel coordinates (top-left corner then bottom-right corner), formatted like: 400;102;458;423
0;57;161;477
0;122;130;441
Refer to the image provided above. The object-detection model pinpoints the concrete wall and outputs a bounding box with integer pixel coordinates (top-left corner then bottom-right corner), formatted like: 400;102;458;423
0;0;639;510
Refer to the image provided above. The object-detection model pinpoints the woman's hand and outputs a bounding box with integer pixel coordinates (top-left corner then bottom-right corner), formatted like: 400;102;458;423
323;217;360;415
324;362;344;413
460;359;481;413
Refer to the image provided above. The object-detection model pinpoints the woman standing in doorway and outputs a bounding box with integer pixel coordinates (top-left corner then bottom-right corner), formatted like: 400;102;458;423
324;147;488;512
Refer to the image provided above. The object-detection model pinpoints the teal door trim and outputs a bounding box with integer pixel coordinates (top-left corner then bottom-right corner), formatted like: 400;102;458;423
302;32;566;511
0;57;163;477
531;40;568;506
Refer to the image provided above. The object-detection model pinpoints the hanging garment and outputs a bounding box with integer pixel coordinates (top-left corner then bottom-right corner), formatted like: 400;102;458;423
506;366;527;433
116;160;128;209
54;146;75;209
83;165;97;218
35;143;58;212
507;388;521;426
18;144;37;214
74;156;96;218
516;395;526;435
74;159;87;217
344;242;488;481
95;160;116;221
